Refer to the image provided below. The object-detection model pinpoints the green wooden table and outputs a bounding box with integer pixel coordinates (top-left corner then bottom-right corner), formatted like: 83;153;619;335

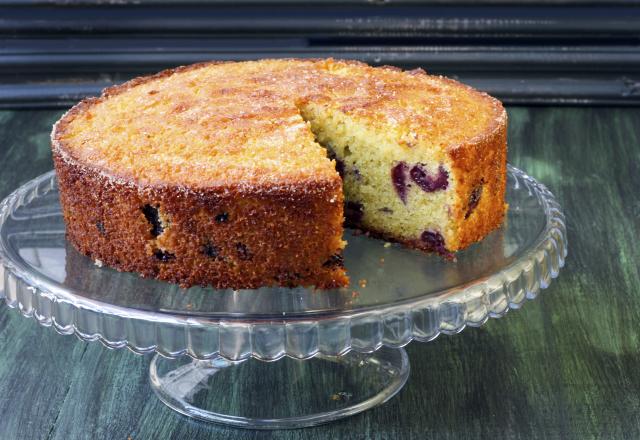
0;106;638;439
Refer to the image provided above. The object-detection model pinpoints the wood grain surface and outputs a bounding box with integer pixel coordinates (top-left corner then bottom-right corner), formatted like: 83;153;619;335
0;106;638;439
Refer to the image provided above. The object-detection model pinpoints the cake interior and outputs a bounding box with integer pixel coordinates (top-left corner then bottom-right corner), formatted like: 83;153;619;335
300;103;457;252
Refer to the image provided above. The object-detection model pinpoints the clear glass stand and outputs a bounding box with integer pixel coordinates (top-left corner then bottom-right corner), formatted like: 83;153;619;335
0;165;566;429
149;347;409;429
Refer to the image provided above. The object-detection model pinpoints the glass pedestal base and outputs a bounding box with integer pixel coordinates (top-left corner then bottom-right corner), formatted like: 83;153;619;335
149;347;409;429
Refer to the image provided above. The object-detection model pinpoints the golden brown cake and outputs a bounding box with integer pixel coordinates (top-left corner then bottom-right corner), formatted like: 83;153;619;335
51;59;507;289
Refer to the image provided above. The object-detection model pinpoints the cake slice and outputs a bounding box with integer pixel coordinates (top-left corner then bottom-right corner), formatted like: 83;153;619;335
51;59;507;289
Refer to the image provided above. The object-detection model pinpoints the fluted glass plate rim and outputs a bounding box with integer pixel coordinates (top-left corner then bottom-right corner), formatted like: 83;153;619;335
0;165;567;360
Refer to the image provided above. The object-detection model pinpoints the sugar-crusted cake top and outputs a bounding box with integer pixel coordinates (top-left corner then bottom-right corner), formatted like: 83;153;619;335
52;59;505;190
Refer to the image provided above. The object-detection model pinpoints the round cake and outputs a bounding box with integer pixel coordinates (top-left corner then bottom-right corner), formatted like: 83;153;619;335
51;59;507;289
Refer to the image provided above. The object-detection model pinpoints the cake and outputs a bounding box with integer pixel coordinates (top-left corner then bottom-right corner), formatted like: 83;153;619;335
51;59;507;289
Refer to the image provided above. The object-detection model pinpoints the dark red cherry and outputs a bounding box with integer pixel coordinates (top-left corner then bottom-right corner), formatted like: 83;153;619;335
202;243;220;259
142;204;163;237
410;164;448;193
236;243;252;260
391;162;409;204
154;250;175;262
420;230;447;255
465;183;484;219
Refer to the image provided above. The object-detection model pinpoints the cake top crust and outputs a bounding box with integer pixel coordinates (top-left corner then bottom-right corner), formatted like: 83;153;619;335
52;59;505;191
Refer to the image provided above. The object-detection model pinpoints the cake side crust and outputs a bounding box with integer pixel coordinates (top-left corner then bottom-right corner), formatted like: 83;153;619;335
53;152;348;289
446;103;508;251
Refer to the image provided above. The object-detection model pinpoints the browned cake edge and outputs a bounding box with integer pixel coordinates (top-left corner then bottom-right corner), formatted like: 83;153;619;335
53;150;347;289
447;90;508;252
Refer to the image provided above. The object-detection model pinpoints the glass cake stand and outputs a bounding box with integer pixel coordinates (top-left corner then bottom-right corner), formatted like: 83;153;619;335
0;165;566;429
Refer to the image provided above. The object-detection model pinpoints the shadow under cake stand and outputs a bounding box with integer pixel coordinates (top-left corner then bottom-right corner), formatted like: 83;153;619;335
0;165;566;429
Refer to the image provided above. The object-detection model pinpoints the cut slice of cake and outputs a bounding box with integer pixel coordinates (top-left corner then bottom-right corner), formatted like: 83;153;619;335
51;59;507;289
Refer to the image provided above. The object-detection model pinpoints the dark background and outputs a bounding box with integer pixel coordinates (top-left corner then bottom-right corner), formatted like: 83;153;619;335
1;0;640;107
0;2;639;439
